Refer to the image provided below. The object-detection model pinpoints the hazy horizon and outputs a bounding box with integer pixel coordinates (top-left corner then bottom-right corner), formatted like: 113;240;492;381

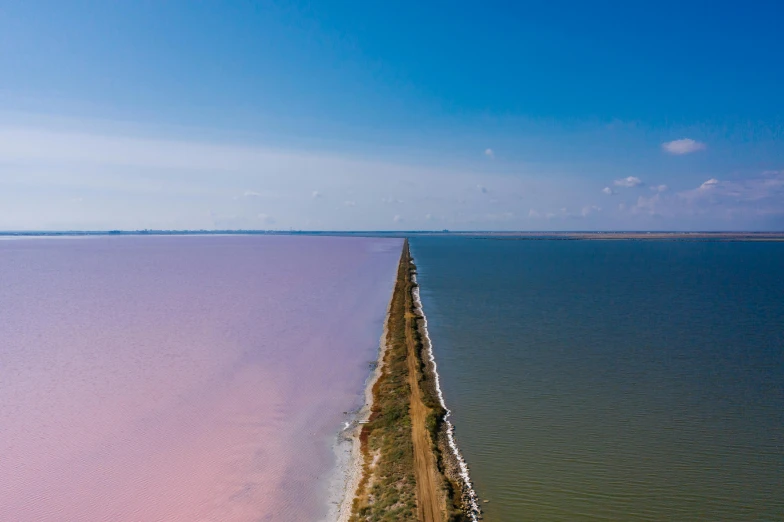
2;229;783;234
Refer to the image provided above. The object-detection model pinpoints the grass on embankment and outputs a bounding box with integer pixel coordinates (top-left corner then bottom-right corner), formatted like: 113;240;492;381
350;240;468;522
350;241;417;521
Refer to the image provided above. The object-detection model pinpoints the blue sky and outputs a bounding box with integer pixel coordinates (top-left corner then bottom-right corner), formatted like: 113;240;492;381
1;1;782;230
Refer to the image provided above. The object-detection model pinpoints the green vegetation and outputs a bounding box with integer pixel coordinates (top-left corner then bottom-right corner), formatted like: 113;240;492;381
351;240;468;522
350;242;417;521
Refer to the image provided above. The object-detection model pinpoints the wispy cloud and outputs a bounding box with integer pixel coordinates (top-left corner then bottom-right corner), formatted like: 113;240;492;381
483;211;515;221
662;138;706;155
650;184;668;192
529;206;600;220
257;213;275;225
4;124;496;229
5;120;772;231
484;148;494;159
614;176;642;188
626;172;784;222
681;174;784;203
630;193;662;215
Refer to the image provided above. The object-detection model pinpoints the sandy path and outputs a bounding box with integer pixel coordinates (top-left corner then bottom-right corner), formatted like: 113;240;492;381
405;272;442;522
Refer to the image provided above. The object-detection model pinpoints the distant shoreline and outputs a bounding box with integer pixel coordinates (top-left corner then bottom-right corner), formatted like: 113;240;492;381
3;230;783;241
478;232;784;241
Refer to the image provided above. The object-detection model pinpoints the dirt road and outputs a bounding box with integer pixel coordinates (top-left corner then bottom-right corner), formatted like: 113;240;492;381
404;253;442;522
349;241;446;522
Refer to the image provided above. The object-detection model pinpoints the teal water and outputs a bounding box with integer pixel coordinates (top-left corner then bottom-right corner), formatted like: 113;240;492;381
410;238;784;521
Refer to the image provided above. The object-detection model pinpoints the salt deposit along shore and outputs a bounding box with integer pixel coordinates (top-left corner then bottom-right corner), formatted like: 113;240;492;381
327;287;393;522
343;240;477;522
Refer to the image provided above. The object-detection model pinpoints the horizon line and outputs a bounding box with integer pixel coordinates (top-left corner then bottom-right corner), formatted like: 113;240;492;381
2;230;784;235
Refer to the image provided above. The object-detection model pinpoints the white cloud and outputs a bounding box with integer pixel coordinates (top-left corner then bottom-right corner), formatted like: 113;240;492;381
614;176;642;188
242;189;280;200
620;171;784;223
393;214;403;222
602;186;615;195
581;205;601;216
662;138;706;155
651;185;668;192
484;148;494;159
344;200;356;207
10;119;761;231
681;174;784;204
699;178;719;190
424;213;433;220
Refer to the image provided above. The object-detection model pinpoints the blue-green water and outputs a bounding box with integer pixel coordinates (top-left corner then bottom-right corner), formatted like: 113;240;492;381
410;238;784;521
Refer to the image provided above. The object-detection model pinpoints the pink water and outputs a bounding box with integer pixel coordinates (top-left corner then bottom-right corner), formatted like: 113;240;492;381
0;235;402;521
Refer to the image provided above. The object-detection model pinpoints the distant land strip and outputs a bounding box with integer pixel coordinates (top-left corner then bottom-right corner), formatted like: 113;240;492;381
478;232;784;241
349;240;470;522
2;230;783;241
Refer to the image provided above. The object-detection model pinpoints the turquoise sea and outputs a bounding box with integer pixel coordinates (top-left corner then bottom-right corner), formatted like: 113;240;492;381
411;237;784;521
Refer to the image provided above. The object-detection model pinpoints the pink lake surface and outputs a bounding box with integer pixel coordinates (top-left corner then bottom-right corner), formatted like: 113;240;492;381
0;235;402;521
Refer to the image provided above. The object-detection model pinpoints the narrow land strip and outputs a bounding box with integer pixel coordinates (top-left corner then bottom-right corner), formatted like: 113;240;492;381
349;240;468;521
405;274;442;522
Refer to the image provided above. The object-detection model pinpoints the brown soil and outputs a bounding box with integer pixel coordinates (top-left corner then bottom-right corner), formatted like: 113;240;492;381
349;239;461;522
405;294;443;522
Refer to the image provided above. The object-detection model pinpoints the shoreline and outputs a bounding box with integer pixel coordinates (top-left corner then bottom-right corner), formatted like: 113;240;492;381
411;269;481;521
324;250;398;522
345;239;475;521
330;288;395;522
